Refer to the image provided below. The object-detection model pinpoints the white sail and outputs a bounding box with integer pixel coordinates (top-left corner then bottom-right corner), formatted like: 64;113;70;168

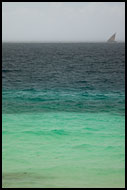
107;33;116;42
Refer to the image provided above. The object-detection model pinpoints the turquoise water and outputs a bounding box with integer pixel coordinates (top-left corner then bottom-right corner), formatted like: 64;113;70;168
2;111;125;188
2;43;125;187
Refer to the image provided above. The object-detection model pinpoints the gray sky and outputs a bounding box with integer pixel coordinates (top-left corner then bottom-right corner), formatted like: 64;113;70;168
2;2;125;42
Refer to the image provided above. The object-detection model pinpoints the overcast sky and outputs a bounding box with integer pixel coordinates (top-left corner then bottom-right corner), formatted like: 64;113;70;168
2;2;125;42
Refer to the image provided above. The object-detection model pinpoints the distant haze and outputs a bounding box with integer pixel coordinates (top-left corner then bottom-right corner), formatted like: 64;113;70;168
2;2;125;42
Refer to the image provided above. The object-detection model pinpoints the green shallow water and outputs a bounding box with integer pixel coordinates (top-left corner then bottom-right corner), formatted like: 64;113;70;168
2;112;125;188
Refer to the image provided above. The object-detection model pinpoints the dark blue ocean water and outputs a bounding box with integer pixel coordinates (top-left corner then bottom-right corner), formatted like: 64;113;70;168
2;43;125;188
2;43;125;114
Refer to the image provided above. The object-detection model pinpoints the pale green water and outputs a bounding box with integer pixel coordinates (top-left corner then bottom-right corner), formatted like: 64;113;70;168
2;112;125;188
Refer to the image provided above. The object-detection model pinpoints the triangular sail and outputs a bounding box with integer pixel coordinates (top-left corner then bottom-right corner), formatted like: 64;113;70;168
107;33;116;42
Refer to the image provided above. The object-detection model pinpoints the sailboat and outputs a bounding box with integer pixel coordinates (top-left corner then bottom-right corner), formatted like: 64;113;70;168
107;33;116;43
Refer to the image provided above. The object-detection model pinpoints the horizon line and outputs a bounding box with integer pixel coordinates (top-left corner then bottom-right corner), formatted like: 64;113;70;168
2;40;125;43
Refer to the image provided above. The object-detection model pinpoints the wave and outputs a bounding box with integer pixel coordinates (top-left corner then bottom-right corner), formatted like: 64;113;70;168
72;143;124;151
2;69;21;73
72;143;93;150
20;129;69;136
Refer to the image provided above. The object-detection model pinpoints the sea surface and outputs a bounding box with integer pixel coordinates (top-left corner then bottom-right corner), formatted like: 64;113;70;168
2;43;125;188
